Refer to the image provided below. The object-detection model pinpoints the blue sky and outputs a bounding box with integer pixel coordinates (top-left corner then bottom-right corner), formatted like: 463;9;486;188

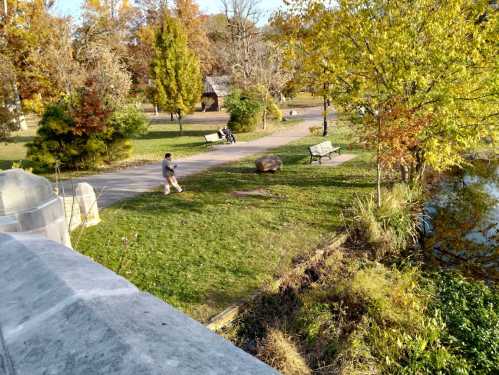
54;0;284;22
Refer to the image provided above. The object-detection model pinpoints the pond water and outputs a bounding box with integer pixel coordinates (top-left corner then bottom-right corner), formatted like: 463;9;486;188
424;159;499;280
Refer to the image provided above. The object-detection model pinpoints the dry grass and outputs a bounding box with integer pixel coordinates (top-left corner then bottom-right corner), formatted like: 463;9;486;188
257;328;312;375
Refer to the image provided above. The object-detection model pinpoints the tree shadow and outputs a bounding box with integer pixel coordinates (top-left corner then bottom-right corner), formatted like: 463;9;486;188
149;116;228;126
6;136;35;143
0;159;32;170
135;130;218;140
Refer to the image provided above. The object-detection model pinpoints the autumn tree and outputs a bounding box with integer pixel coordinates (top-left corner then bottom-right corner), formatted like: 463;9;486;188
0;53;19;141
75;0;138;59
221;0;262;86
282;0;498;207
204;13;231;74
252;41;290;129
150;12;202;134
174;0;215;75
1;0;75;109
272;2;336;136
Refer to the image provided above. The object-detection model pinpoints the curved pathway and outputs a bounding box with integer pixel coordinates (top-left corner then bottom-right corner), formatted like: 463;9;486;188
60;107;331;207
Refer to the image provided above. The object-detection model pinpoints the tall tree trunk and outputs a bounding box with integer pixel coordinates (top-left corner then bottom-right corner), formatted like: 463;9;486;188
323;92;329;137
170;112;174;122
177;113;183;135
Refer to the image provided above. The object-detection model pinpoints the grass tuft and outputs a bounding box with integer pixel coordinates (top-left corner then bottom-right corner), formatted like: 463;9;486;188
349;183;422;259
257;328;312;375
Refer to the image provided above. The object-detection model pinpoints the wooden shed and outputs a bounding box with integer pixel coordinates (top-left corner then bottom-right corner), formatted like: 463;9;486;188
201;76;231;112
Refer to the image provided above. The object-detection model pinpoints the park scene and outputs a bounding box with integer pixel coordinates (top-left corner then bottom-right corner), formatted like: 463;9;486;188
0;0;498;374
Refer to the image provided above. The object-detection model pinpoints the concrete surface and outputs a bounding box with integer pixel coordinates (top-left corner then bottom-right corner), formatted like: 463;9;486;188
0;169;71;247
0;233;279;375
59;107;332;207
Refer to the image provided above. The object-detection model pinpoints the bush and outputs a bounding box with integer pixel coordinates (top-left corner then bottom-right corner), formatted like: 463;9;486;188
350;184;422;259
295;262;465;375
225;89;263;133
267;98;283;122
27;102;149;171
429;272;499;374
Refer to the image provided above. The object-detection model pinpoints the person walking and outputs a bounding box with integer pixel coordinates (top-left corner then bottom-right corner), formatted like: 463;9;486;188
162;153;183;195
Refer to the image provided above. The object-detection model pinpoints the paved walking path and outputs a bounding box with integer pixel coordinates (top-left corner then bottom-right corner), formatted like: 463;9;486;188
60;107;332;207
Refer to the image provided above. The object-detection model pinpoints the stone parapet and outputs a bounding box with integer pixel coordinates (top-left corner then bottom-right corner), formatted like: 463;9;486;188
0;233;278;375
0;169;71;247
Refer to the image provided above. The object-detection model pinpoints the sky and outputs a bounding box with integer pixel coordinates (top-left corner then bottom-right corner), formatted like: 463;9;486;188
53;0;285;23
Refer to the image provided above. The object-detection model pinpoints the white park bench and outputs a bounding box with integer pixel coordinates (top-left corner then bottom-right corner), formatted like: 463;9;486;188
308;140;341;164
204;133;226;145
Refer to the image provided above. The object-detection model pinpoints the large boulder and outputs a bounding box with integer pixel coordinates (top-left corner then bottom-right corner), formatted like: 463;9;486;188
0;169;71;247
256;156;283;173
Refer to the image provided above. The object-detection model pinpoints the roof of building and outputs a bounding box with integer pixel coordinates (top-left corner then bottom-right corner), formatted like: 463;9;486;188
203;76;231;97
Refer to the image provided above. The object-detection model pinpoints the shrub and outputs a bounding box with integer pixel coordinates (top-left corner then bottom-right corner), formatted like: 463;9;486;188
267;98;283;122
225;89;263;133
350;183;422;259
429;272;499;374
256;328;312;375
296;262;464;374
309;126;322;136
27;102;149;171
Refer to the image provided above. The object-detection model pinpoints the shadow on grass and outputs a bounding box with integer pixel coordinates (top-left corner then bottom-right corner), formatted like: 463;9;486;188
149;117;228;126
7;135;35;143
135;130;216;140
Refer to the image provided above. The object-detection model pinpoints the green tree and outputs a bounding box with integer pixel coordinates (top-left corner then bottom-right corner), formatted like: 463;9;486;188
281;0;498;207
150;12;202;135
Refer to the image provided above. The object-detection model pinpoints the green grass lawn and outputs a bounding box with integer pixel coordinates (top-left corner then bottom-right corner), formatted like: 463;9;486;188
0;126;36;170
280;92;324;109
73;122;376;322
0;115;291;175
128;118;293;163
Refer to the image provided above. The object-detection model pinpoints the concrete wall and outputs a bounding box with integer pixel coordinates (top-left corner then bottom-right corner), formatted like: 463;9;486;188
0;233;279;375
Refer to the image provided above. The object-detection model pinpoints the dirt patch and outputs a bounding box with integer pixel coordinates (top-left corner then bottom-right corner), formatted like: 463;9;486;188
231;189;282;199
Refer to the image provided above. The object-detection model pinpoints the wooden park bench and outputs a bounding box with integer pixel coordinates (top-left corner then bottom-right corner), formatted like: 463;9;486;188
204;133;226;145
309;140;341;164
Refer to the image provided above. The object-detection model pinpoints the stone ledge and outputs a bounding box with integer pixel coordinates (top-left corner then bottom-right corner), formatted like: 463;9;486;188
0;233;279;375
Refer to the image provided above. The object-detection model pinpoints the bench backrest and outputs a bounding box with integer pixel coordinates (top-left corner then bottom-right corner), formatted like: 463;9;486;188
309;141;333;155
205;133;222;142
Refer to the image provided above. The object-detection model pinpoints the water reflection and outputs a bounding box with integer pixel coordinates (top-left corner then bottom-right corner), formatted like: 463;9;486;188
424;160;499;280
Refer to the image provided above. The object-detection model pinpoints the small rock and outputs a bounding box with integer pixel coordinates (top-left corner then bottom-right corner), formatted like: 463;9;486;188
255;156;283;173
